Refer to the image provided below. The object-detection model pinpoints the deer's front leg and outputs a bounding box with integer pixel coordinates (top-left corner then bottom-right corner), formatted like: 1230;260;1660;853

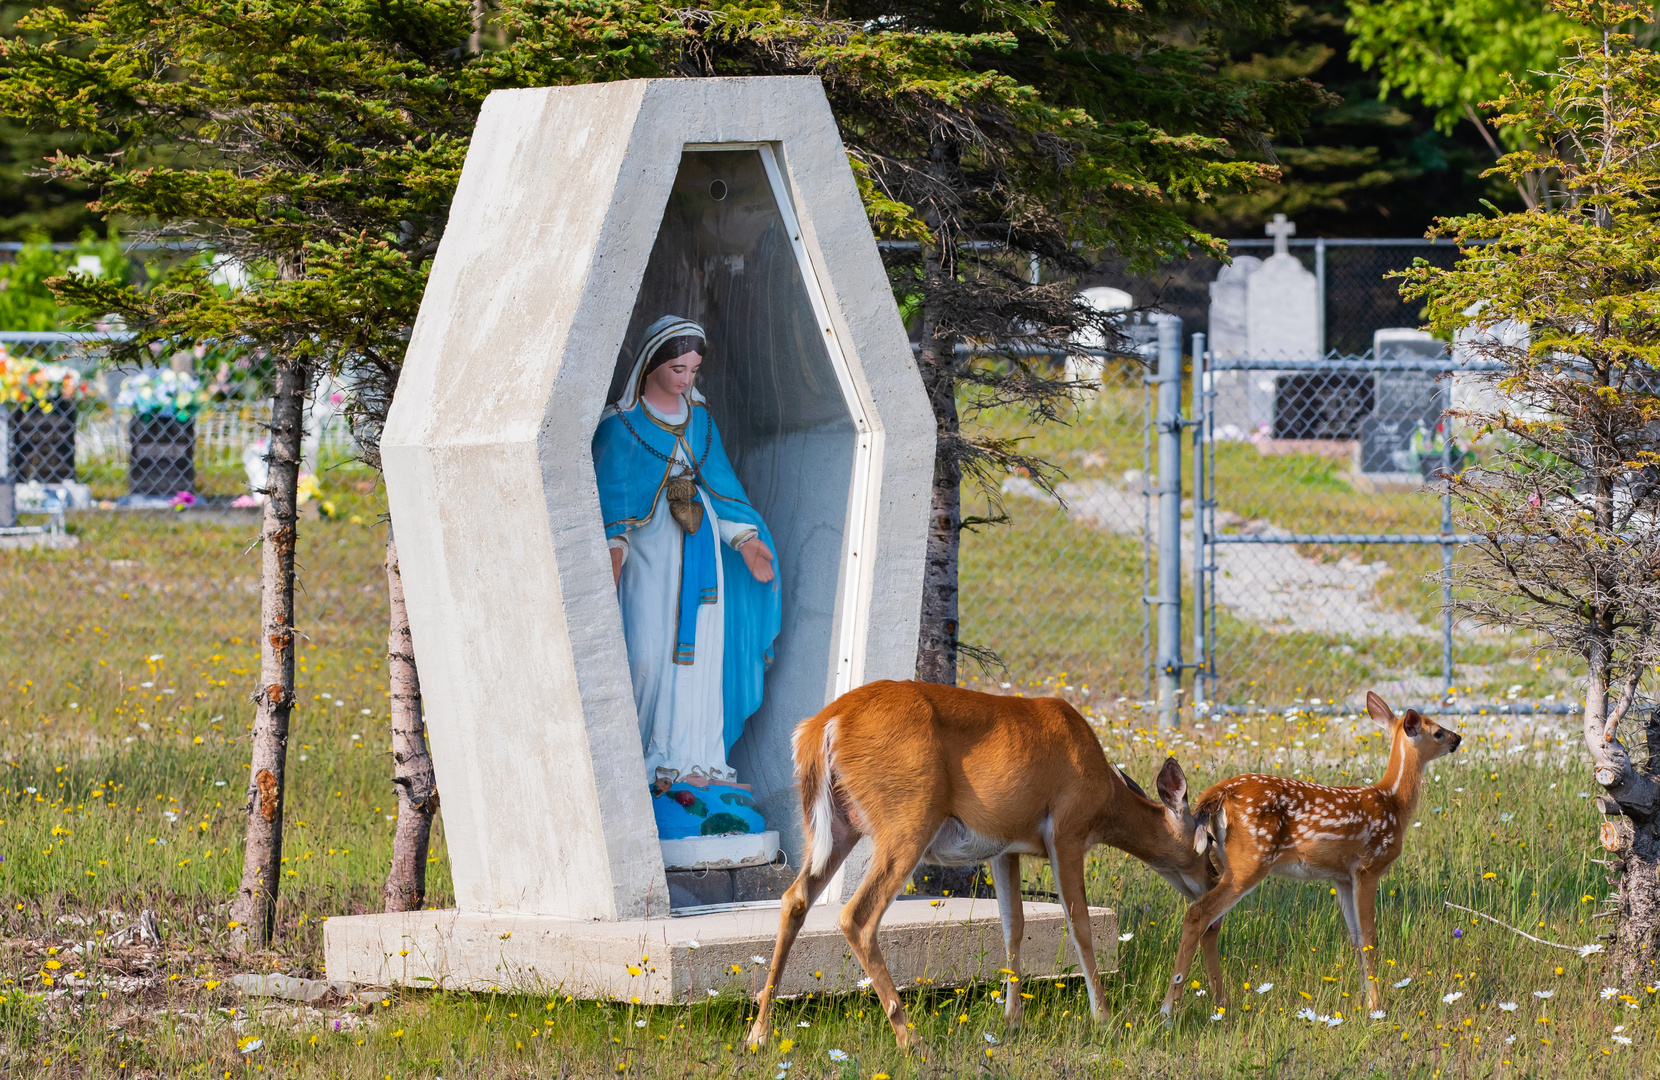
989;852;1025;1028
1354;871;1384;1012
746;820;859;1049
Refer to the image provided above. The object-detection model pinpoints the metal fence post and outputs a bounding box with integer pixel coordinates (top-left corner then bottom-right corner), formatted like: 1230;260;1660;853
1315;237;1327;355
1191;332;1207;718
1155;317;1183;730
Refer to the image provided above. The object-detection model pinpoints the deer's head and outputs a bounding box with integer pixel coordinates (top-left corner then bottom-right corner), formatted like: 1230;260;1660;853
1366;691;1462;770
1141;757;1217;900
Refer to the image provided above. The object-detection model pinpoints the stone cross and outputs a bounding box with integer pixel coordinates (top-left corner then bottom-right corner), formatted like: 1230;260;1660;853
1265;213;1296;256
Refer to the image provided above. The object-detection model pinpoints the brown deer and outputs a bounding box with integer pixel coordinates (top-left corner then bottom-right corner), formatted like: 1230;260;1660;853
1158;691;1461;1020
745;680;1220;1051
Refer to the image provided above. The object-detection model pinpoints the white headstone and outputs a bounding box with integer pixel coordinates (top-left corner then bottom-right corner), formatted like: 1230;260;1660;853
1068;286;1132;400
1373;327;1439;361
1245;252;1319;363
1453;304;1529;420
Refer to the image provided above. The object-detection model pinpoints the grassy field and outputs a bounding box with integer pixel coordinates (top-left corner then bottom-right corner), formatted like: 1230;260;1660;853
2;690;1650;1078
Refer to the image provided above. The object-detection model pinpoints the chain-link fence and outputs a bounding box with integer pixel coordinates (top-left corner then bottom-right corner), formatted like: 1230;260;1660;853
0;331;388;758
958;331;1558;721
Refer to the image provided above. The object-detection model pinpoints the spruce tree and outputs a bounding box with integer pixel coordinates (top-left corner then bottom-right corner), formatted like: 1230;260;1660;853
0;0;673;944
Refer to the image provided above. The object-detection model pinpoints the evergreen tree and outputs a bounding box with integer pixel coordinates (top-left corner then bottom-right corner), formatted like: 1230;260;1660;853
0;3;102;239
690;1;1328;680
0;0;674;945
1402;0;1660;978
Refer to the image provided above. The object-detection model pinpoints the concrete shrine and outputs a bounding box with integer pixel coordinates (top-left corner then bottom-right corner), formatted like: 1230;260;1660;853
322;77;1115;1000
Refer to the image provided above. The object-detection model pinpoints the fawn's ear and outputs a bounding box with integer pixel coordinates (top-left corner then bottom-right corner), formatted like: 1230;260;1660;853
1156;757;1189;814
1366;691;1396;729
1401;709;1423;737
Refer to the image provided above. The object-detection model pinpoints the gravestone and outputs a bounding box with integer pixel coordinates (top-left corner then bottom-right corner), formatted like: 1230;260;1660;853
1207;255;1261;361
1067;285;1131;403
1358;329;1449;477
322;77;1116;1001
1246;214;1319;364
1208;215;1321;436
1453;304;1528;420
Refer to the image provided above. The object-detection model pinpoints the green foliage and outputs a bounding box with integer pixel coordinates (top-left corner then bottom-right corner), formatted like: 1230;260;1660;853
0;3;102;240
1187;2;1529;235
1347;0;1576;141
1401;6;1660;913
0;0;680;385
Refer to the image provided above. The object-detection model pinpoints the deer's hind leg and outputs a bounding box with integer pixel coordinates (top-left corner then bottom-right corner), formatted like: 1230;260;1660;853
1200;922;1229;1014
746;815;861;1049
1354;869;1385;1011
989;852;1026;1028
839;822;938;1050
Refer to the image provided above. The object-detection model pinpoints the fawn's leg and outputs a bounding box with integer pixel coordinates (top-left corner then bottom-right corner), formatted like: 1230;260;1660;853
1355;871;1384;1011
1334;880;1362;947
1044;833;1107;1025
1200;921;1229;1014
1160;867;1265;1020
839;828;935;1050
745;821;860;1048
989;852;1026;1028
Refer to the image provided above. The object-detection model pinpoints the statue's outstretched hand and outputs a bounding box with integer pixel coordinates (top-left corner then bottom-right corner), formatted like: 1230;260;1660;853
741;537;775;583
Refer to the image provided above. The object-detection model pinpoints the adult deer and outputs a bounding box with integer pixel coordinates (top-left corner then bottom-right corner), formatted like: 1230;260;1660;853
1158;692;1461;1020
745;680;1219;1051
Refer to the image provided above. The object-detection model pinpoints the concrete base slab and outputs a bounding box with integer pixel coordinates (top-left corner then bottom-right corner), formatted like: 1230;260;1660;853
323;898;1116;1004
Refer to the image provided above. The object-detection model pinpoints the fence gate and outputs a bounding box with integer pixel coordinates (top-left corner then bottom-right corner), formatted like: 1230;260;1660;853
1190;343;1496;717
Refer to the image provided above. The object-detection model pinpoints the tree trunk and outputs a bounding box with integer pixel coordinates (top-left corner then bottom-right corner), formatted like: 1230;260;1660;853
913;138;960;686
231;356;309;948
383;526;438;911
911;137;974;896
1583;636;1660;983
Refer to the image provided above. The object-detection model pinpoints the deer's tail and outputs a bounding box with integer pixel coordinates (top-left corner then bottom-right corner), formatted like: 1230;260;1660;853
793;715;842;876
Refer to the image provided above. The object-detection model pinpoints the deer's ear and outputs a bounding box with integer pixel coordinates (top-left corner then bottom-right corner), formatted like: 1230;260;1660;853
1115;766;1148;801
1402;710;1423;737
1366;691;1396;729
1156;757;1188;813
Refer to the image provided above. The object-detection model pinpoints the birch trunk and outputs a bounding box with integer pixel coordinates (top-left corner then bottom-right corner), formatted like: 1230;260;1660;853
1583;636;1660;983
231;356;308;948
383;527;438;911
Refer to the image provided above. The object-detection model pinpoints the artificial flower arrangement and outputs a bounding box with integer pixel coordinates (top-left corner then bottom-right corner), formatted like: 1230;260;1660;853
117;369;208;422
0;348;94;413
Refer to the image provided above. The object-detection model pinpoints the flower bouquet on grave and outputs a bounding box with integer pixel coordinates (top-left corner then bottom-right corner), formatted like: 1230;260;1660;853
119;369;207;499
0;349;94;484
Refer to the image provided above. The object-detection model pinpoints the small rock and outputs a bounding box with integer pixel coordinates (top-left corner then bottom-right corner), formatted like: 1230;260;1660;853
109;910;160;947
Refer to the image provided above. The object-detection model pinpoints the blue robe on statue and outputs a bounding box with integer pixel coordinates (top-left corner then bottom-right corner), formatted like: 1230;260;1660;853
594;399;781;748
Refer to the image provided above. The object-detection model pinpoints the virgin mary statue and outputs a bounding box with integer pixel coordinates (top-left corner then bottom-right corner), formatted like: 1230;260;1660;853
592;316;783;851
